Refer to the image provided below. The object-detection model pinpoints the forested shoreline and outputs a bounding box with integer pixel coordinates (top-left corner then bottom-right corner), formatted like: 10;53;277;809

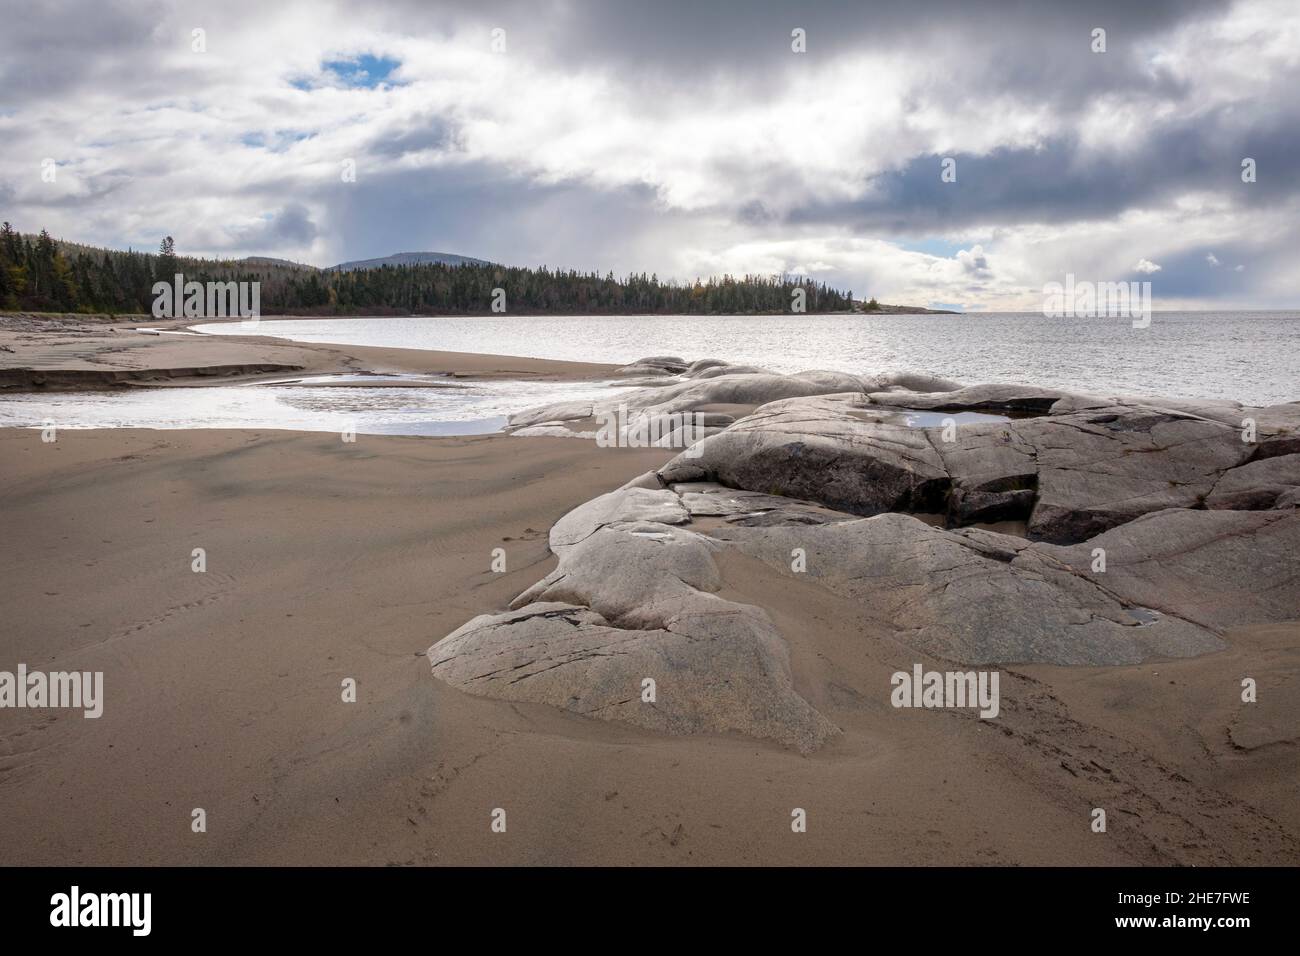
0;225;856;316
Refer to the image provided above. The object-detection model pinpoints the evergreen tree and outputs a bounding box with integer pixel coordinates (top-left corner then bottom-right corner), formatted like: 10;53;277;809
1;227;858;317
158;235;177;283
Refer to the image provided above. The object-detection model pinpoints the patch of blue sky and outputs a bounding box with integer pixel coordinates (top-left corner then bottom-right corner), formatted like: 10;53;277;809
241;130;314;151
289;54;403;91
322;53;402;88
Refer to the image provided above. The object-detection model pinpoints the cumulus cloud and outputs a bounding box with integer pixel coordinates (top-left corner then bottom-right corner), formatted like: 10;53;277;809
957;245;992;277
0;0;1297;308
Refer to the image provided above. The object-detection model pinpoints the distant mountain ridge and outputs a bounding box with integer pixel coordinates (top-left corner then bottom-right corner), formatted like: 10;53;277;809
241;256;316;270
234;252;492;272
328;252;492;271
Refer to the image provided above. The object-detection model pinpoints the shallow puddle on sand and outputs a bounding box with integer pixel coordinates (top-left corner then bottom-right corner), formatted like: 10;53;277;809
0;375;634;436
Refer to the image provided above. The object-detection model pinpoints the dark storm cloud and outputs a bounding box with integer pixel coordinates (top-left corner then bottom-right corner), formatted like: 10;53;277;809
387;0;1214;65
785;100;1300;233
382;0;1222;104
369;116;460;158
0;0;167;102
383;0;1297;243
228;203;319;249
737;199;777;226
0;0;1223;133
1138;245;1254;300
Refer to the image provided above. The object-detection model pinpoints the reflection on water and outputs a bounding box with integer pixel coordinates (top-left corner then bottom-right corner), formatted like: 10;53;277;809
0;376;633;436
898;409;1010;427
256;372;462;387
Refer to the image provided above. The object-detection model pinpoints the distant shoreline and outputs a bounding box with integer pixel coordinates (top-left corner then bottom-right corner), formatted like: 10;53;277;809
0;305;959;323
859;303;960;315
0;312;617;391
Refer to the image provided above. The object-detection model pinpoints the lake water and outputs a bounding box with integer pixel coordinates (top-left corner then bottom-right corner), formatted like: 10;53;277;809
194;311;1300;406
5;311;1296;435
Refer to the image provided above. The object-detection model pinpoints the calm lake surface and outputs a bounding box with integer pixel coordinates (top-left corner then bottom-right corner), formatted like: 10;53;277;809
196;311;1300;406
5;312;1296;435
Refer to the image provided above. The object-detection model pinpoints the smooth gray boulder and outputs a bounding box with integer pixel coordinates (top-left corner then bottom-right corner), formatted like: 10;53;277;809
861;370;964;393
1021;405;1249;541
1037;509;1300;632
618;470;667;491
613;355;689;377
1047;392;1243;424
868;383;1072;414
429;598;836;753
507;400;592;428
1250;403;1300;458
506;364;963;456
626;371;869;418
714;513;1225;666
690;364;772;379
1205;453;1300;510
514;521;723;620
660;395;950;516
430;519;838;752
926;401;1260;538
610;375;688;388
927;421;1039;525
509;423;596;439
659;393;1259;543
671;481;854;525
651;423;728;448
443;360;1298;753
683;358;733;376
549;486;689;552
613;365;678;379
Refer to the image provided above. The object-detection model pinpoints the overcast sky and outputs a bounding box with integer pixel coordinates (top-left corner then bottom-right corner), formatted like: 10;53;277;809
2;0;1297;310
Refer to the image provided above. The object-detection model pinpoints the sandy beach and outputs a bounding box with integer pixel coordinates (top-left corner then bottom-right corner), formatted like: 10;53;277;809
0;313;613;388
1;321;1297;866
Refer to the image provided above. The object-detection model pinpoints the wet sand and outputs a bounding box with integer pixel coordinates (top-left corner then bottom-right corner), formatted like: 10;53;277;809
1;315;1296;865
1;425;1296;865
